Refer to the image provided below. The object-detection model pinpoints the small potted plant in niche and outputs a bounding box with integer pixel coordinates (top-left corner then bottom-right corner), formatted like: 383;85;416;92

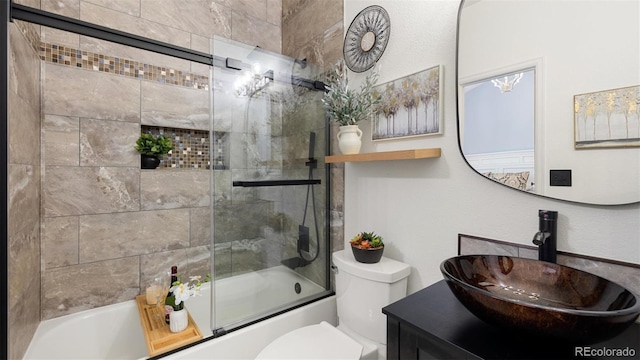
350;231;384;263
134;133;173;169
322;60;380;155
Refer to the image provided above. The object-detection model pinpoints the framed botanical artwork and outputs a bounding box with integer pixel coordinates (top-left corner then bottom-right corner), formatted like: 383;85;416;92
372;65;443;141
574;85;640;149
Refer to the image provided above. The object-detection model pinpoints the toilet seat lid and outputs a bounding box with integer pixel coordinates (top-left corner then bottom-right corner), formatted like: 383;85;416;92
256;321;363;359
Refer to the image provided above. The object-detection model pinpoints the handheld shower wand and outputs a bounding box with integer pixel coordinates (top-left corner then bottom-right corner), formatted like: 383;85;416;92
283;132;320;270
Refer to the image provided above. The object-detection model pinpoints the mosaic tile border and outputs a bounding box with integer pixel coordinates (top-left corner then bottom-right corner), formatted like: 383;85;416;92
40;42;210;90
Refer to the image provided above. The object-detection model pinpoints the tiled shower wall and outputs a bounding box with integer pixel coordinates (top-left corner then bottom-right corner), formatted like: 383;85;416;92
34;0;283;55
36;0;345;318
8;0;344;357
8;20;42;360
281;0;345;255
282;0;344;72
25;0;285;322
40;39;212;323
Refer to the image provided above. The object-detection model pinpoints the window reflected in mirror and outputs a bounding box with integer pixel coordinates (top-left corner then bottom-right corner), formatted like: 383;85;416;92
461;69;535;191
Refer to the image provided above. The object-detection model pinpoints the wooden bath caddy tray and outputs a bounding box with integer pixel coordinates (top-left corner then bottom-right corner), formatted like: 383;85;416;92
135;295;203;356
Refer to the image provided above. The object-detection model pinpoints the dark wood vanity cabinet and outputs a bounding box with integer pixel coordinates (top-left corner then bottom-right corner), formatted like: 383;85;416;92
383;280;640;360
386;316;480;359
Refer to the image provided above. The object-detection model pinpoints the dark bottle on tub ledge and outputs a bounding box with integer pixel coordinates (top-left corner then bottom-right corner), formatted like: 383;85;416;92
164;265;178;324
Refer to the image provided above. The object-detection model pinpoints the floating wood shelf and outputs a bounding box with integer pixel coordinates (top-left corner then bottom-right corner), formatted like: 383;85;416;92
325;148;441;163
135;295;203;357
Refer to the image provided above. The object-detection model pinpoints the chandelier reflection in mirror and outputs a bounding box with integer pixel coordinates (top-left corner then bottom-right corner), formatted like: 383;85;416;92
234;63;271;97
492;72;523;93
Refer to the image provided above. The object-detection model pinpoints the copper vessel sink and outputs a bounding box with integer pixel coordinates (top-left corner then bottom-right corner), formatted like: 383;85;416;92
440;255;640;344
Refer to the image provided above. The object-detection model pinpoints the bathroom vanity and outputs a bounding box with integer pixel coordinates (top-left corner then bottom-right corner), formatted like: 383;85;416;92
382;280;639;359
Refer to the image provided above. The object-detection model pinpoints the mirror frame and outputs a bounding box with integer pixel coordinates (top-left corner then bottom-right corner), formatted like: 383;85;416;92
454;0;639;206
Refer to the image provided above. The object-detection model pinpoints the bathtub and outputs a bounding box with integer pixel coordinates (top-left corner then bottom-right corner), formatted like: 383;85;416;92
24;265;336;359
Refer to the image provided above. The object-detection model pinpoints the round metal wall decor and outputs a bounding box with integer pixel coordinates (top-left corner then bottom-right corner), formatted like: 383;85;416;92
343;5;390;73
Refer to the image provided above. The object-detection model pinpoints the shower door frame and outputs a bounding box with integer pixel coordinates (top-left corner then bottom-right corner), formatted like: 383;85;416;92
1;1;10;358
2;1;333;356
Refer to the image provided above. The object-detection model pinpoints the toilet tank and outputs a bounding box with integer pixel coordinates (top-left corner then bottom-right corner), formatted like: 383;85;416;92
332;249;411;345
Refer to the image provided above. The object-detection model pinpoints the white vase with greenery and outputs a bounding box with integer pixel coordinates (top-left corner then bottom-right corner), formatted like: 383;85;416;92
336;125;363;155
322;60;380;155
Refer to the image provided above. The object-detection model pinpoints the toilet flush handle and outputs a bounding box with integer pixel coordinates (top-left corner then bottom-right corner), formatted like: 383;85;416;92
331;264;338;274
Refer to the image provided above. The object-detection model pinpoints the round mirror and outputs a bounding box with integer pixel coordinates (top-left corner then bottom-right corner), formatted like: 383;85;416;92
456;0;640;205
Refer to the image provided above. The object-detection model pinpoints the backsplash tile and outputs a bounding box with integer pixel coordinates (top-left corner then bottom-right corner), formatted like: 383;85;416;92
558;255;640;297
459;236;518;257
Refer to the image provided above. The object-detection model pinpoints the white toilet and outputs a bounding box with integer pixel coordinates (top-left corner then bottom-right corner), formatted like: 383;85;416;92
256;249;411;359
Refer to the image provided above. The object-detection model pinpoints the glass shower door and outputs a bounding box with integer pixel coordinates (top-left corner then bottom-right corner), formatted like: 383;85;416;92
210;37;330;333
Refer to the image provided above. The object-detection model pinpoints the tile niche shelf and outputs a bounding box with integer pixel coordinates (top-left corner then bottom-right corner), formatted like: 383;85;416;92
325;148;441;163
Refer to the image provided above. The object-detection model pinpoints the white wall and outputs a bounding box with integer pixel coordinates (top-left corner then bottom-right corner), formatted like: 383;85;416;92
343;0;640;294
